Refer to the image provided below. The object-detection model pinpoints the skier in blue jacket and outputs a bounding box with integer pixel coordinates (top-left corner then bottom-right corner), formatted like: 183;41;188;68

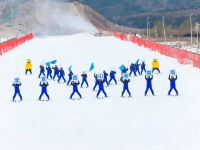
108;70;117;85
145;75;155;96
12;78;23;101
135;63;141;75
120;77;131;97
129;63;136;76
52;65;59;80
38;65;45;78
140;61;146;75
103;70;109;86
58;67;66;83
93;73;98;91
67;71;73;86
168;75;178;96
96;78;107;98
70;80;82;99
39;80;50;101
46;66;52;80
81;72;89;88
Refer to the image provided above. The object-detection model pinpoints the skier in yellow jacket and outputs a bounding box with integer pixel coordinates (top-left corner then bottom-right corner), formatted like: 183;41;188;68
25;59;32;75
152;59;160;73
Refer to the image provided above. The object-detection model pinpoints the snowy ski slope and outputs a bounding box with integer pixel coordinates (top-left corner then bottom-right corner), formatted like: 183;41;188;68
0;33;200;150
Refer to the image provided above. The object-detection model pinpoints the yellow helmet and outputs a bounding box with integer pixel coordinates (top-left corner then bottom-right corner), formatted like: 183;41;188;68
153;58;158;62
27;59;31;63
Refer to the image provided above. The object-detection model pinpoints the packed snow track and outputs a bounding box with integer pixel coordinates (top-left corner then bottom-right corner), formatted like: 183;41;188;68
0;33;200;150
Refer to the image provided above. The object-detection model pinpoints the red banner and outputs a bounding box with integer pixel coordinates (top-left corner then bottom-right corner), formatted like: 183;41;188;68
114;31;200;69
0;33;33;56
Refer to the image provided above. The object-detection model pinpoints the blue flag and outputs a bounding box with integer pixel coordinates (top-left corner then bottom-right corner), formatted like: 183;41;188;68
46;62;51;67
68;65;72;73
51;60;57;64
119;65;126;72
89;63;94;71
45;60;57;66
135;59;140;64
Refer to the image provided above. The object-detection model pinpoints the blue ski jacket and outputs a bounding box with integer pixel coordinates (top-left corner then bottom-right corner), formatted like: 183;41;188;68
121;79;130;89
71;81;80;91
169;75;177;88
40;82;49;92
145;75;153;87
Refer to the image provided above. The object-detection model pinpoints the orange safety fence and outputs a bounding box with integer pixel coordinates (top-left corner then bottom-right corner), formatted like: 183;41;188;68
0;33;33;56
114;31;200;68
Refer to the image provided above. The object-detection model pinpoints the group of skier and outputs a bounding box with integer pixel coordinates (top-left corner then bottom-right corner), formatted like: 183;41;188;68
38;63;83;100
12;59;179;101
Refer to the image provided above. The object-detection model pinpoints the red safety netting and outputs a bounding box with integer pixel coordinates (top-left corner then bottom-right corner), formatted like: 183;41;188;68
114;31;200;69
0;33;33;56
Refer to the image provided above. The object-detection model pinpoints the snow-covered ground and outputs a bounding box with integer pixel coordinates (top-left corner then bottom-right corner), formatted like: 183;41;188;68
0;33;200;150
161;41;200;54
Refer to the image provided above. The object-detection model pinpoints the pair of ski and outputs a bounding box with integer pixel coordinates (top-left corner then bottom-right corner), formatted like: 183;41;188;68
96;96;131;99
168;94;179;97
12;100;23;102
97;97;108;99
68;97;108;100
69;98;82;100
68;96;132;100
121;96;132;99
37;99;51;101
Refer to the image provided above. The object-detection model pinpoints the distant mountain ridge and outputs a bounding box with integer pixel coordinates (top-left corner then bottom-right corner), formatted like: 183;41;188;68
1;0;200;28
0;1;134;38
71;0;200;28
